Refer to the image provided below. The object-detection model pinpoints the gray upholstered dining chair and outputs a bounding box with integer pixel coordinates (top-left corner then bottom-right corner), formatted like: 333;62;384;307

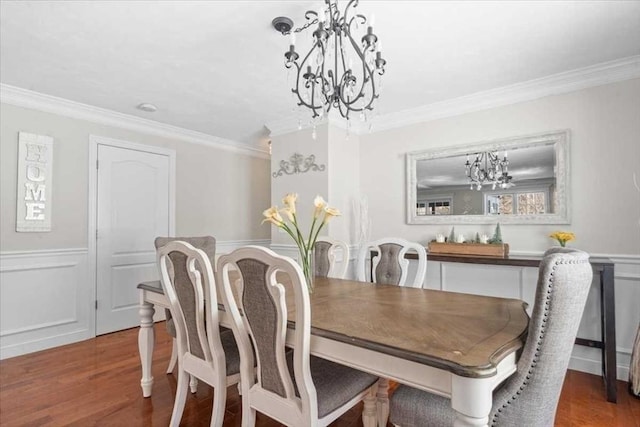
155;235;216;392
217;246;379;427
356;237;427;288
389;247;594;427
157;240;241;427
314;236;350;279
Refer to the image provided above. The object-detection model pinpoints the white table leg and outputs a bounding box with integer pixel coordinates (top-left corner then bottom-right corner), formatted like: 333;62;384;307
376;377;390;426
138;298;155;397
362;387;377;427
451;375;493;427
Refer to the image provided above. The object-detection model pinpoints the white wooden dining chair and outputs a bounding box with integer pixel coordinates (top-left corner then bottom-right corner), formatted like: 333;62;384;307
217;246;379;427
389;248;594;427
155;235;217;394
314;236;350;279
157;240;241;427
356;237;427;288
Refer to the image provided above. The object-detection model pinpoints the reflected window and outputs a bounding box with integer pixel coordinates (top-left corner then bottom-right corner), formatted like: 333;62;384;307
417;198;452;215
486;190;547;215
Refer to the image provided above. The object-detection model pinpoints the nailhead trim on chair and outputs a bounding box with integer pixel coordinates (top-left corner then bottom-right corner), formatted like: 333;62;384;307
491;258;585;426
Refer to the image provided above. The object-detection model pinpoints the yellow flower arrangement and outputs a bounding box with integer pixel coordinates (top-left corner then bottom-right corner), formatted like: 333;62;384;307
549;231;575;247
263;194;341;291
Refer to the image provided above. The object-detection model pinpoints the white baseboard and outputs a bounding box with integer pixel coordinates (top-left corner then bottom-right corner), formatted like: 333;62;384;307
569;351;631;381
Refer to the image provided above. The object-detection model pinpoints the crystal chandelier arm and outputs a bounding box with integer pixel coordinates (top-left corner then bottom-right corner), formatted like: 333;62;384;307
339;23;377;112
292;44;327;116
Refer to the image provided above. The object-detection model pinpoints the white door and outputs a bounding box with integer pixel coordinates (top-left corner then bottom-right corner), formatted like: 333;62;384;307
96;143;172;335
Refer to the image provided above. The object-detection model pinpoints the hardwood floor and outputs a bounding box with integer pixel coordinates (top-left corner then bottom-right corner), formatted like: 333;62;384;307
1;323;638;426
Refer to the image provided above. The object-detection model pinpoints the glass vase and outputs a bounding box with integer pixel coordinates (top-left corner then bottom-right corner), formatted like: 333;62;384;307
300;247;315;293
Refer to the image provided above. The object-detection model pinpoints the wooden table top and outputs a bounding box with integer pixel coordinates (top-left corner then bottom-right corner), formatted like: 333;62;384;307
139;275;529;378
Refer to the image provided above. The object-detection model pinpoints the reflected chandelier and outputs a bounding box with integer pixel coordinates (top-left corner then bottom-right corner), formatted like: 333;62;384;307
272;0;386;122
464;151;512;191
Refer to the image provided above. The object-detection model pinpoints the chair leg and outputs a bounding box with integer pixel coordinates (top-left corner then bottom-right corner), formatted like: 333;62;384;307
209;377;228;427
190;375;198;393
167;339;178;374
169;368;190;427
241;393;256;427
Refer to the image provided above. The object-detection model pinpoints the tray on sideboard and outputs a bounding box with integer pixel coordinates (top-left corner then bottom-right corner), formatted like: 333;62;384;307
427;241;509;258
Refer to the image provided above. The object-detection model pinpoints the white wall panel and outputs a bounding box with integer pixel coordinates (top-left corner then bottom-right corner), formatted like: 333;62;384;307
442;263;523;299
425;255;639;381
0;249;91;359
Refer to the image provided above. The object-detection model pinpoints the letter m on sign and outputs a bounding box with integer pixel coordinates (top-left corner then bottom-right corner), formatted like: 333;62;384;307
25;183;46;201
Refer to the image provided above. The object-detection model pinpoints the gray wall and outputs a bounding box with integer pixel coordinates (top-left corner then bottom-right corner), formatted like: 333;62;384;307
0;103;271;251
360;78;640;255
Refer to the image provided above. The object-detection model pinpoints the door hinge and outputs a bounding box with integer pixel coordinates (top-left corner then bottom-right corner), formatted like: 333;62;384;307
96;229;98;239
96;159;99;169
95;300;98;309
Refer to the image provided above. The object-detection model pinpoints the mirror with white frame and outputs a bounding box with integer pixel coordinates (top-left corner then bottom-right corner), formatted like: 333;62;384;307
406;130;570;224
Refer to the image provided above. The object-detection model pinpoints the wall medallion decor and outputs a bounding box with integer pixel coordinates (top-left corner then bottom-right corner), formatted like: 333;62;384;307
272;153;326;178
16;132;53;232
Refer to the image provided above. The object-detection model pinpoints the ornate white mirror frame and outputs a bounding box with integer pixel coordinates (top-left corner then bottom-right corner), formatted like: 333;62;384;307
406;130;570;225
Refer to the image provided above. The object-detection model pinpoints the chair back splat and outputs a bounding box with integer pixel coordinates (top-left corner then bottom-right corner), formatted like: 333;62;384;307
314;237;350;279
154;235;217;375
356;237;427;287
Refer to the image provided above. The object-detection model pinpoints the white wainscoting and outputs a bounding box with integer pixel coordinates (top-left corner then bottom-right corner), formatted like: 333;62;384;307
426;253;640;381
0;239;271;360
216;239;271;259
0;248;91;360
270;243;358;279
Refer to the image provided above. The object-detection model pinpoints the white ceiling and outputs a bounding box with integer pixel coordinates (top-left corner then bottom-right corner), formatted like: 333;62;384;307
1;1;639;151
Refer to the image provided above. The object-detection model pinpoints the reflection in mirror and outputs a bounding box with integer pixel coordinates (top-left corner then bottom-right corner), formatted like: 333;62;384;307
406;130;570;224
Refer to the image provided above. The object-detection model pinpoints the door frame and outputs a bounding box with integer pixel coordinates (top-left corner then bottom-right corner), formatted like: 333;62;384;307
88;135;176;336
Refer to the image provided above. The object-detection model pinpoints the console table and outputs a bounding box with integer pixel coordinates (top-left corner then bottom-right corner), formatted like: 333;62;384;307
417;253;617;403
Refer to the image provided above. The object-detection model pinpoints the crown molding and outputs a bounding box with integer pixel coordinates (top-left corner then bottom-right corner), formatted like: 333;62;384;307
266;55;640;137
0;84;270;159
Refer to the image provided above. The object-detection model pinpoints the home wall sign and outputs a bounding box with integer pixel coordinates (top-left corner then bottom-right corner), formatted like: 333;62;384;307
272;152;326;178
16;132;53;232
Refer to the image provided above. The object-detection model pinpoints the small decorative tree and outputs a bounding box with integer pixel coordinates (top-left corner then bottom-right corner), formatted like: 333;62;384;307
475;232;480;243
448;226;455;243
489;223;503;244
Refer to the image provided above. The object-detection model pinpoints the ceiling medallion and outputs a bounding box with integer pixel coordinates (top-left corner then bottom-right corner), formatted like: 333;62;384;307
273;0;386;128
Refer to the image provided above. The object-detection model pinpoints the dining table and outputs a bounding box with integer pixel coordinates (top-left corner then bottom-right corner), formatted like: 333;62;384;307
137;275;529;427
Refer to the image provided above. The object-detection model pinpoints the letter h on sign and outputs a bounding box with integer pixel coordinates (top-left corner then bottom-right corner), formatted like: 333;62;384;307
16;132;53;232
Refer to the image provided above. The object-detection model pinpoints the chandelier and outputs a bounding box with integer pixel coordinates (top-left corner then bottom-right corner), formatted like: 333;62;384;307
272;0;386;123
464;151;512;191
